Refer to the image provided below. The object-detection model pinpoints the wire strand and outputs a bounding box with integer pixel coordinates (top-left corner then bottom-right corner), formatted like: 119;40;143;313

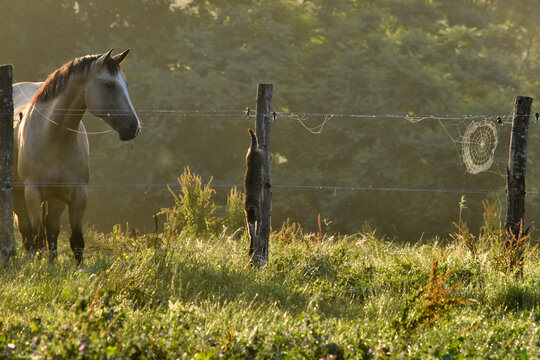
11;181;510;195
2;109;518;120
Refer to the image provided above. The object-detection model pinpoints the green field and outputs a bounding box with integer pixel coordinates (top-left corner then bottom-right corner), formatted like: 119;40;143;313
2;220;540;359
2;172;540;359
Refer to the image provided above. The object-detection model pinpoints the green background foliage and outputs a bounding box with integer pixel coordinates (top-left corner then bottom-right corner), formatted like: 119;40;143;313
3;0;540;239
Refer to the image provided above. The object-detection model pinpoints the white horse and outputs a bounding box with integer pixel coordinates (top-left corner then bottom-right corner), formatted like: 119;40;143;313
13;49;140;264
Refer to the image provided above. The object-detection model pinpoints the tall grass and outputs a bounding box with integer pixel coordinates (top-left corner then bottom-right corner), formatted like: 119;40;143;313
2;178;540;358
2;226;540;358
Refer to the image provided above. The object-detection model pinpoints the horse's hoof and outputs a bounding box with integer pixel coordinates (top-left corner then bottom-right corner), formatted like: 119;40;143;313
74;252;83;266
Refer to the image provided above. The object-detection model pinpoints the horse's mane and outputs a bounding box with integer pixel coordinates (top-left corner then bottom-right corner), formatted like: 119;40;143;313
32;54;120;103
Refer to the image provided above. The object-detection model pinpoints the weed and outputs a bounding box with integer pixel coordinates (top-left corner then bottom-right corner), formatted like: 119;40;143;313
452;221;483;258
458;195;467;226
224;186;245;237
161;166;220;238
393;256;470;332
491;221;535;276
481;199;503;236
309;214;333;242
273;218;304;244
452;200;535;276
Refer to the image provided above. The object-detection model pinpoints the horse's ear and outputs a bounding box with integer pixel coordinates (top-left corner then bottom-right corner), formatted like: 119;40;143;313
95;49;114;68
112;49;130;64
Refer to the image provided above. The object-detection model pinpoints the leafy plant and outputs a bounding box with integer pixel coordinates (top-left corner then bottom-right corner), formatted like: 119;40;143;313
452;221;482;258
273;218;304;244
452;199;497;259
491;221;536;276
481;199;503;236
455;200;535;276
161;166;219;238
394;256;470;332
224;187;246;237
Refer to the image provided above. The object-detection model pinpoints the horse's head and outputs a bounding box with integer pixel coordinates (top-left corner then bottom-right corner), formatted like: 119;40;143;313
85;49;141;141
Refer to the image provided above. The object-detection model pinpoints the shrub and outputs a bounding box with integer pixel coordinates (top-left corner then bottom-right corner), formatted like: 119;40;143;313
393;256;470;332
224;187;246;236
453;200;536;276
273;218;304;244
161;166;219;238
491;221;535;276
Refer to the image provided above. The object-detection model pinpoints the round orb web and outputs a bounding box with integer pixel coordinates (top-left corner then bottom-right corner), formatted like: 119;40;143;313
462;120;498;174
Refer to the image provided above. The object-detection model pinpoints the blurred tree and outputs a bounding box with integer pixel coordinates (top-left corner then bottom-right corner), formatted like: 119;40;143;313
0;0;81;80
3;0;540;238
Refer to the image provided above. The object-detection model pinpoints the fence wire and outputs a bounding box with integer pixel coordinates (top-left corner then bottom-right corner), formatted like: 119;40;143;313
2;108;517;121
11;181;511;195
6;106;537;237
6;108;531;197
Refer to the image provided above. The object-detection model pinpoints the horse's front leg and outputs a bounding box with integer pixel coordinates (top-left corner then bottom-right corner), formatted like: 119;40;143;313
68;187;87;265
23;184;45;253
45;198;66;262
14;187;33;251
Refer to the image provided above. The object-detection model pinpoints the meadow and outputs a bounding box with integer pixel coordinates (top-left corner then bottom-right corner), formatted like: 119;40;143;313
2;172;540;359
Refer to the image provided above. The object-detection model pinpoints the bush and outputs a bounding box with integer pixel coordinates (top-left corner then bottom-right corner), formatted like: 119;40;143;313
224;187;246;236
161;166;220;238
273;218;305;244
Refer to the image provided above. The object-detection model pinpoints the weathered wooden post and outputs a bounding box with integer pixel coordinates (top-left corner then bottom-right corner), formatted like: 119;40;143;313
505;96;533;273
0;65;15;262
252;84;273;267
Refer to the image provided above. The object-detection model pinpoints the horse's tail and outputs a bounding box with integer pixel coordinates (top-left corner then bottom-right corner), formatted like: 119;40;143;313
248;128;258;150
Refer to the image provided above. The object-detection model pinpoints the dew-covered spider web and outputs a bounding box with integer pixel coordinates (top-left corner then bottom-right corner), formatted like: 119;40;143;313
461;119;499;174
282;112;508;175
405;114;508;175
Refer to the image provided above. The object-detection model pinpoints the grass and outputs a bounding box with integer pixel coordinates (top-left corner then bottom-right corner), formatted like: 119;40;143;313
2;174;539;359
1;226;540;359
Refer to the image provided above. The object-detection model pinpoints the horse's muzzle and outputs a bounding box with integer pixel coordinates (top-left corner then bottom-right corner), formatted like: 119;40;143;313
118;121;140;141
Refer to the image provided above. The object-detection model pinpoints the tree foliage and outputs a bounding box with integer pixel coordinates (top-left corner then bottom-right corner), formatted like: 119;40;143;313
3;0;540;238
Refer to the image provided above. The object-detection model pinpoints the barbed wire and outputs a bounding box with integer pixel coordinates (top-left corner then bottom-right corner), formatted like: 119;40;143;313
5;107;531;193
11;180;512;195
16;179;540;197
7;108;521;141
3;109;519;121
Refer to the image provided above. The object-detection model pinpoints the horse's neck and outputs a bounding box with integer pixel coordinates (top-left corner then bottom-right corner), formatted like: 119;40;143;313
34;78;87;133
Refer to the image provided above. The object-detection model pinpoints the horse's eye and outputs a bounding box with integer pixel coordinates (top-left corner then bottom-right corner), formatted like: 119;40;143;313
106;82;115;90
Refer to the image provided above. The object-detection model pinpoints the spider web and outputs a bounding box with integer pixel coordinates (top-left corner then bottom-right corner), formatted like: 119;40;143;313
407;114;507;175
284;112;504;175
461;119;498;174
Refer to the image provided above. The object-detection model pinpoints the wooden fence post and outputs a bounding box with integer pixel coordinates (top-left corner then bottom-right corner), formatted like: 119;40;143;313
505;95;533;272
0;64;15;262
252;84;273;267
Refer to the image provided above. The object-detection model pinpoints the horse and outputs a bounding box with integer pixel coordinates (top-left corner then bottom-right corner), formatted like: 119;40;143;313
13;49;141;264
